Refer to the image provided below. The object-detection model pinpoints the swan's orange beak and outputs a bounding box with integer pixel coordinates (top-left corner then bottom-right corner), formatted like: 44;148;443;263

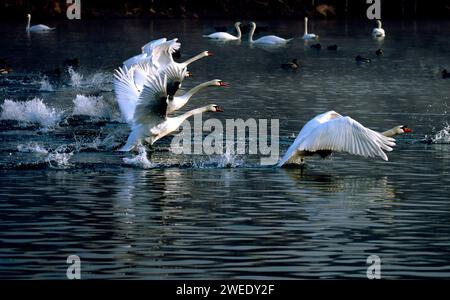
404;127;413;133
215;106;224;112
207;51;214;56
219;81;229;87
186;71;192;77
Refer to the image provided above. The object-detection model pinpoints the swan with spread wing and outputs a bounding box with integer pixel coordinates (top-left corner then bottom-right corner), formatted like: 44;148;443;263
123;38;212;69
114;66;225;151
278;111;412;167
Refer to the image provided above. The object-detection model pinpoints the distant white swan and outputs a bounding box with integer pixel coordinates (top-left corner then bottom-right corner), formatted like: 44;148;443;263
372;20;386;38
248;22;293;45
114;69;224;151
203;22;242;40
278;111;412;166
26;14;54;32
302;17;318;40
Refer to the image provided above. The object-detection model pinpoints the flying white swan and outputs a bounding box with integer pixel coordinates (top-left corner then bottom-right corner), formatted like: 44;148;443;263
123;38;212;70
277;111;412;167
302;17;318;40
114;70;223;151
115;64;226;123
203;22;242;40
372;20;386;38
26;14;54;32
248;22;293;45
131;62;190;97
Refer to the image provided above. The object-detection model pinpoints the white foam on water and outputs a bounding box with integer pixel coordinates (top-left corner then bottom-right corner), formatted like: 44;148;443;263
45;145;74;169
17;142;49;154
72;94;115;119
431;124;450;144
39;77;54;92
68;66;83;87
123;145;157;169
0;98;63;128
67;67;112;90
192;152;245;168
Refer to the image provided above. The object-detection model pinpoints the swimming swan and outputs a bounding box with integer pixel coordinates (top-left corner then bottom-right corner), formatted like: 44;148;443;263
203;22;242;41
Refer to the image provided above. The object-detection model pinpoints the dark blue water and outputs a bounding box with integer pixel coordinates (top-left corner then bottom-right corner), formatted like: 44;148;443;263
0;18;449;279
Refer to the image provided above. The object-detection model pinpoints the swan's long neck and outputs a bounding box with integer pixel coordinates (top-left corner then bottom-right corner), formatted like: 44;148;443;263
235;23;242;39
182;81;214;101
381;127;400;138
304;18;308;35
248;24;256;43
174;81;215;110
26;16;31;30
182;52;207;66
377;20;382;29
177;106;210;122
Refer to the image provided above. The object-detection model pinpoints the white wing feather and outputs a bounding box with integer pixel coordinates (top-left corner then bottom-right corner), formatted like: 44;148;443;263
114;67;140;125
149;39;181;69
133;74;168;127
142;38;167;54
278;112;396;166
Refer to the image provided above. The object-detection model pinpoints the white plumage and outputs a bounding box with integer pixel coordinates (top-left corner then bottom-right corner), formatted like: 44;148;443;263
302;17;319;40
26;14;54;32
372;20;386;38
203;22;242;41
248;22;293;45
278;111;397;167
114;65;225;151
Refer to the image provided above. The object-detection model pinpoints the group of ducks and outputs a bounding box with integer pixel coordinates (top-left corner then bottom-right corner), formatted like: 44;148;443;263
204;18;388;71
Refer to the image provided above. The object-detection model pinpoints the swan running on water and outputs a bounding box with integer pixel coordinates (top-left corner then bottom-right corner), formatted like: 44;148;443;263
26;14;55;32
248;22;293;45
278;111;412;167
203;22;242;41
372;20;386;38
114;65;225;151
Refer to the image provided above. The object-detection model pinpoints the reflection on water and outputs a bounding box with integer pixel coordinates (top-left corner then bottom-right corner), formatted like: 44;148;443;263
0;19;450;279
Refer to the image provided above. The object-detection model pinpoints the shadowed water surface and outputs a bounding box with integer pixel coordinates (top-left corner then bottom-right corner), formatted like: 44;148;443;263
0;19;449;279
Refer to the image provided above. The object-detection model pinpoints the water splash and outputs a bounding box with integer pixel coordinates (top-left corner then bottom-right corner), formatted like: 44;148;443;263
39;76;54;92
72;94;115;119
430;124;450;144
216;152;245;168
45;145;74;169
17;142;49;154
0;98;63;129
74;132;120;152
68;66;83;87
123;145;157;169
67;67;112;90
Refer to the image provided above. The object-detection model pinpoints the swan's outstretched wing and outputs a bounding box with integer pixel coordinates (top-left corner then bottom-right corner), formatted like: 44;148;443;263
150;39;181;69
132;62;186;96
133;73;168;127
132;62;159;92
123;53;148;69
278;114;396;166
114;67;140;124
142;38;167;54
160;64;188;96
